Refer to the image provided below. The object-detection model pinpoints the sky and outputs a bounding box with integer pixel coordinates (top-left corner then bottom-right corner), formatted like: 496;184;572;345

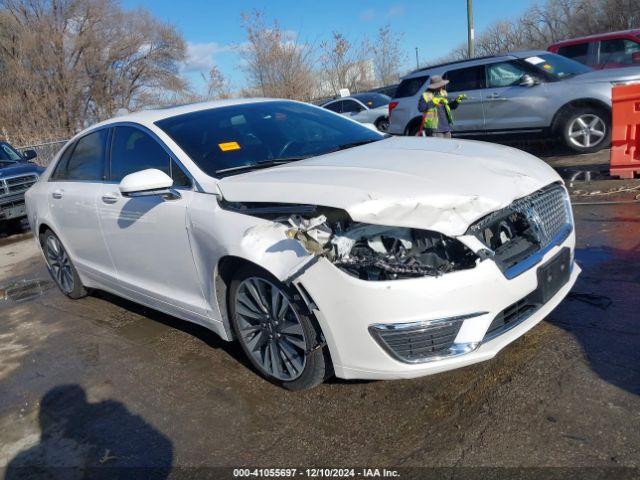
121;0;538;93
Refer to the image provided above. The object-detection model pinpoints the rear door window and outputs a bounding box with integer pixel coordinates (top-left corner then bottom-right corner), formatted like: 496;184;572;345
394;76;429;98
51;130;108;181
109;126;191;188
342;100;365;113
444;65;485;91
323;101;342;113
557;43;590;64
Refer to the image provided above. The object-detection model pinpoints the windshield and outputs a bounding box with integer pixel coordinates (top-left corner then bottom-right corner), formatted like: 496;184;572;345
524;53;592;79
155;101;384;177
0;142;23;164
352;93;391;108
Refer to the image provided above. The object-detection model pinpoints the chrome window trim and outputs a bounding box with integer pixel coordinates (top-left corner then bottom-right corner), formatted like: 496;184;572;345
48;126;111;183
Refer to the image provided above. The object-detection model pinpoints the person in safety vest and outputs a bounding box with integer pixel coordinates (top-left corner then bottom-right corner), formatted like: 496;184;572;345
417;75;467;138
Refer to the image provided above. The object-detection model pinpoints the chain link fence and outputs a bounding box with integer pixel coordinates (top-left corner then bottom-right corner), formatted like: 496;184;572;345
17;140;68;168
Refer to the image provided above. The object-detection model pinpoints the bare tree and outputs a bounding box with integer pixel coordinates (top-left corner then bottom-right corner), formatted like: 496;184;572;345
239;10;315;101
319;31;373;96
206;65;231;99
0;0;187;142
372;24;405;85
439;0;640;60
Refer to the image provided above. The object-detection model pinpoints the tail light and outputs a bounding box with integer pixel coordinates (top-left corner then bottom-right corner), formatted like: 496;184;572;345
388;101;399;118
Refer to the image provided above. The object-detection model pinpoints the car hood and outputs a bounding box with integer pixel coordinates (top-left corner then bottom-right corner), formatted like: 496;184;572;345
565;66;640;83
0;162;43;179
217;137;561;236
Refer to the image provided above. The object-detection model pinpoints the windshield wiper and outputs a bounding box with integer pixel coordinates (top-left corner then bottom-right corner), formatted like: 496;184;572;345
215;159;297;176
333;137;387;152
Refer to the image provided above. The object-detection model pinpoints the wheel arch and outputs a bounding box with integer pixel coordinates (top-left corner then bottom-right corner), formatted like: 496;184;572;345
550;98;611;134
404;116;423;136
212;255;321;343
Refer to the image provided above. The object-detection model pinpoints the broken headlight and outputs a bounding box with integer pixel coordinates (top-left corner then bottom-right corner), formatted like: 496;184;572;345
220;201;479;281
286;215;478;281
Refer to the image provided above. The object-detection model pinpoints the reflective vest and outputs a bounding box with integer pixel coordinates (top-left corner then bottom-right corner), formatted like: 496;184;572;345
422;91;453;130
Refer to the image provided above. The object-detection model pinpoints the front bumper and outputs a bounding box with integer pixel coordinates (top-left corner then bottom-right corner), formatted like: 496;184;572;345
0;194;27;221
296;230;579;380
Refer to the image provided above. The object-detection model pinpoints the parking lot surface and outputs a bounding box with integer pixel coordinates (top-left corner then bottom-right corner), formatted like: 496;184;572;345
0;150;638;476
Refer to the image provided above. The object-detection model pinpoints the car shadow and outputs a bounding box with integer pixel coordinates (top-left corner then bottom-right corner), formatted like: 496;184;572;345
4;384;173;479
90;290;254;372
0;218;29;240
548;245;640;396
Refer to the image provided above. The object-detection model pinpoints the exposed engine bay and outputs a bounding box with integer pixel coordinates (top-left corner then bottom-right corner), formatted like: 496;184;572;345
224;202;479;281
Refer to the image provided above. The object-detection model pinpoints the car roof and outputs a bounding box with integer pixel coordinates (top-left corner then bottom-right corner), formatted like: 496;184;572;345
549;29;640;47
94;98;281;127
401;50;554;80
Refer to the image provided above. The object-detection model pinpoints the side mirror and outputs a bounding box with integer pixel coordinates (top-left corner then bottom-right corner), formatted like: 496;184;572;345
519;74;537;87
119;168;179;199
22;149;37;161
632;52;640;63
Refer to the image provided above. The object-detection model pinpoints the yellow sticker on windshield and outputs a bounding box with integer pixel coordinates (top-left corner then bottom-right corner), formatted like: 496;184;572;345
219;141;241;151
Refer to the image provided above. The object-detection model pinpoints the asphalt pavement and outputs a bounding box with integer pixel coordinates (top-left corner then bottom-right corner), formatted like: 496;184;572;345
0;147;638;479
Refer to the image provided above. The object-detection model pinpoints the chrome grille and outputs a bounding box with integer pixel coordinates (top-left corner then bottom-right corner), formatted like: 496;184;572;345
369;318;465;363
0;174;38;197
512;185;571;244
469;184;571;249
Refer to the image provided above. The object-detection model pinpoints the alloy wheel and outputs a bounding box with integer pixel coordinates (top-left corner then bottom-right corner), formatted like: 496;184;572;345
45;235;74;294
567;114;606;149
235;277;307;381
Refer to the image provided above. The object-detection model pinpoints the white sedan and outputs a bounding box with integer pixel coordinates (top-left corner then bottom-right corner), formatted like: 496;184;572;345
321;93;390;132
25;99;580;390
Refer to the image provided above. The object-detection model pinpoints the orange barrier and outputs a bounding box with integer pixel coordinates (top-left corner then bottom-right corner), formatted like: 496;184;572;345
611;83;640;179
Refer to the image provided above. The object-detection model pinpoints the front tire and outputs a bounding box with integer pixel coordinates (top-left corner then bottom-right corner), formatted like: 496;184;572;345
40;230;87;299
229;265;331;390
560;107;610;154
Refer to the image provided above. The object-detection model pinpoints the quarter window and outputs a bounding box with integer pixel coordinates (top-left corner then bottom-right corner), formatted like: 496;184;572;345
52;130;107;181
394;76;429;98
110;126;191;188
444;65;485;91
599;39;640;66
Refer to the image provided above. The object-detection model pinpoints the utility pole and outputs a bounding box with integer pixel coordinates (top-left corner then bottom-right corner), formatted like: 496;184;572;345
415;47;419;69
467;0;475;58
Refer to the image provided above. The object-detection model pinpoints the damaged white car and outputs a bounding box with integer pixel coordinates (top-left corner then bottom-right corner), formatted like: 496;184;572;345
25;99;580;390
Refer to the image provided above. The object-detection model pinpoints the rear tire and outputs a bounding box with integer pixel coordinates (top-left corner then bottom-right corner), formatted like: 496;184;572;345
404;118;422;136
375;117;389;132
559;106;610;154
40;230;87;299
229;264;331;390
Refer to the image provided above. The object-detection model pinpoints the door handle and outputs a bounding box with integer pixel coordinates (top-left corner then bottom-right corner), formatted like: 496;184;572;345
487;92;501;99
101;193;119;204
52;190;63;199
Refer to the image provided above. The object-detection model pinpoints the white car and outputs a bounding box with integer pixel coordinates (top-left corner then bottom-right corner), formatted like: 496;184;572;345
25;99;580;390
321;93;390;132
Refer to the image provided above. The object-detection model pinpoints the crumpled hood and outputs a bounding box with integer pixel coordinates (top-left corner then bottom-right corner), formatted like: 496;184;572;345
566;67;640;84
0;162;44;179
218;136;562;236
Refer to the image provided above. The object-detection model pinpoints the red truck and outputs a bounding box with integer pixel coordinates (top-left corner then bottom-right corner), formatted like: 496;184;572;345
548;29;640;70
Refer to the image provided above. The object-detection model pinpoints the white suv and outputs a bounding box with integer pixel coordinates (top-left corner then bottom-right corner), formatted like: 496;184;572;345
26;99;579;390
